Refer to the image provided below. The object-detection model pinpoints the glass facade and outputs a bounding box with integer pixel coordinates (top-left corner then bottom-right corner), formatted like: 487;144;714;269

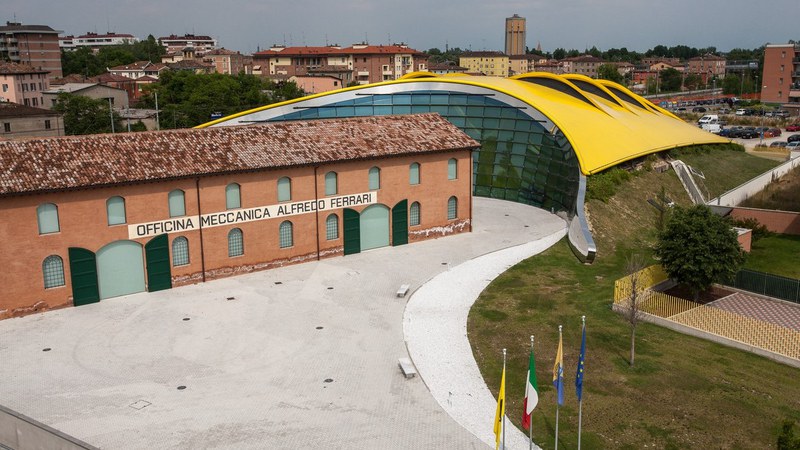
268;91;580;213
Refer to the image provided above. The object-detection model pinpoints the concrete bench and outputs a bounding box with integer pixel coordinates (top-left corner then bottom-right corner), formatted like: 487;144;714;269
398;357;417;378
396;284;410;297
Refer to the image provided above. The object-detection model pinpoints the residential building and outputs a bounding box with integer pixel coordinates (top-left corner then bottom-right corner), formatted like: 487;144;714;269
508;54;537;76
0;102;63;139
427;62;468;75
203;48;247;75
253;43;428;85
158;34;217;56
459;51;509;77
166;59;214;74
505;14;526;56
59;32;138;51
0;114;475;319
687;53;726;84
534;60;563;75
761;43;800;109
42;83;129;110
642;57;680;67
108;61;169;80
0;61;50;106
289;75;342;94
0;22;63;78
561;55;606;78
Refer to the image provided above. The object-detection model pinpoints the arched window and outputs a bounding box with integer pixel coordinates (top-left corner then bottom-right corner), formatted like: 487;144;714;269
168;189;186;217
410;202;421;226
326;214;339;240
324;171;338;196
368;167;381;190
226;183;241;210
42;255;65;288
228;228;244;257
279;220;293;248
448;158;458;180
106;196;126;225
277;177;292;202
172;236;189;266
36;203;59;234
409;162;420;185
447;196;458;220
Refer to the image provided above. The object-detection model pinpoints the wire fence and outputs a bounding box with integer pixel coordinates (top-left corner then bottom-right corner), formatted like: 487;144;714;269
725;269;800;304
614;265;800;361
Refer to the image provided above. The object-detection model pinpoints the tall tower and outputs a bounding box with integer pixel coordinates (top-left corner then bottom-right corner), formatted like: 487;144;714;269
505;14;526;56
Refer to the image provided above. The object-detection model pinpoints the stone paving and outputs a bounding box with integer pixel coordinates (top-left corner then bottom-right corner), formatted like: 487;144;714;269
708;291;800;331
0;197;566;450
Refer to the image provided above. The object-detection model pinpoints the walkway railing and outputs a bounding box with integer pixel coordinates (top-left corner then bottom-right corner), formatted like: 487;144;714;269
613;266;800;361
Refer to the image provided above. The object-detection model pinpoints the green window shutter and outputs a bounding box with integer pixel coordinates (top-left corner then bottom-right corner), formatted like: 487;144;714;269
145;234;172;292
343;208;361;255
392;200;408;246
68;247;99;306
37;203;60;234
168;190;186;217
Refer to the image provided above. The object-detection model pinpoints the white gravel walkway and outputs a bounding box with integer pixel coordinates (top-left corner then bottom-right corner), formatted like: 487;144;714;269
403;227;566;450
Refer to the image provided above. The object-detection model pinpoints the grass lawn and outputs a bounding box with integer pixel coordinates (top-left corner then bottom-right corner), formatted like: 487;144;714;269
467;148;800;449
745;234;800;279
674;145;782;199
740;165;800;212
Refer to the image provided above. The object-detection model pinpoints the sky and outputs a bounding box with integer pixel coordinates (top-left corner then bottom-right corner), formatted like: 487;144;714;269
4;0;798;55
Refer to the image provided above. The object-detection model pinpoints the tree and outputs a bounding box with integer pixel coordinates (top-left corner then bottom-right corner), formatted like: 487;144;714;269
684;73;703;91
52;93;120;135
659;67;682;92
722;74;741;95
552;48;566;60
654;205;745;300
597;63;622;83
623;254;647;367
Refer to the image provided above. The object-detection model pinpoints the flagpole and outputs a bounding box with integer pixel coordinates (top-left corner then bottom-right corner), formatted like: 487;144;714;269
529;335;534;450
502;348;506;450
555;325;561;450
578;316;585;450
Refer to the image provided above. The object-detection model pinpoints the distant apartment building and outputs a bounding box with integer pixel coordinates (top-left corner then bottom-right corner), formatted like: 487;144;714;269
0;22;63;78
561;55;606;78
42;83;129;110
505;14;526;56
761;43;800;109
158;34;217;56
642;57;680;67
108;61;169;80
203;48;248;75
459;51;509;77
289;75;342;94
0;102;63;139
253;43;428;85
534;60;563;75
60;32;138;51
427;62;468;75
687;54;726;84
508;54;538;76
0;61;50;107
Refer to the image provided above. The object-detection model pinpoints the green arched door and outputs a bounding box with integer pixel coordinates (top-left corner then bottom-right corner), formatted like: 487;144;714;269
145;234;172;292
392;200;408;246
96;240;146;300
360;204;390;251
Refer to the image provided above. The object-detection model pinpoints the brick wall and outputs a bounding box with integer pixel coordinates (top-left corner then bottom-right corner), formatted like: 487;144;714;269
730;207;800;235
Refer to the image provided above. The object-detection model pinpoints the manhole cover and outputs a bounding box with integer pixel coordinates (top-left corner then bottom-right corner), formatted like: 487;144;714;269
42;348;51;352
177;385;187;390
274;281;283;285
182;318;190;321
316;326;324;330
226;297;235;301
129;400;151;410
323;378;333;383
327;287;333;290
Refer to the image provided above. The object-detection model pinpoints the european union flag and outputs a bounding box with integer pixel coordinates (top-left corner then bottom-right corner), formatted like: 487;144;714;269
575;320;586;402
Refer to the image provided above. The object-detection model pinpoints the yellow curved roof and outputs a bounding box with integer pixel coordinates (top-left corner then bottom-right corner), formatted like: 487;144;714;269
198;72;729;175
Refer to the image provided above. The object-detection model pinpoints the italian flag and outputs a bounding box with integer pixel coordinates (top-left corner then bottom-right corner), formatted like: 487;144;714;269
522;348;539;430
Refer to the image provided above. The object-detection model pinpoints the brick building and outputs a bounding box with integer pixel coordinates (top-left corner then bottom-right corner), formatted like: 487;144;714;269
0;22;63;78
561;55;607;78
0;102;63;139
687;53;726;84
761;43;800;109
0;113;476;319
158;34;217;56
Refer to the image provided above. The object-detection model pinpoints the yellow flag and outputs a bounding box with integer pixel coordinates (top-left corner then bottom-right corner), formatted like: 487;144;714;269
493;365;506;450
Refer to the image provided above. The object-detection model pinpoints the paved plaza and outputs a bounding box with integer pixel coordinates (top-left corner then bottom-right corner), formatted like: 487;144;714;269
709;291;800;331
0;197;566;449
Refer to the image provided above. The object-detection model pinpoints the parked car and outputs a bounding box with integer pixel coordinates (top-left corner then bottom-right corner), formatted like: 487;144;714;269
787;134;800;143
735;108;747;116
786;123;800;132
787;142;800;149
692;106;707;113
765;128;782;138
770;141;788;148
775;110;790;118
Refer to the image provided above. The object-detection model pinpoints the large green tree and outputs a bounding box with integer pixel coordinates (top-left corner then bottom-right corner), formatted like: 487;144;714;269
654;205;745;299
61;35;166;77
52;93;121;135
659;67;683;92
597;63;623;83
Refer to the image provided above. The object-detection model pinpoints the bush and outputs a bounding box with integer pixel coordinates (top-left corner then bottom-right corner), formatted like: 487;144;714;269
586;167;633;202
729;216;772;242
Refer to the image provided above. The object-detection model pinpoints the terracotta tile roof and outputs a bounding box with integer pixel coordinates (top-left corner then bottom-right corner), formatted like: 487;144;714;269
51;74;88;85
463;51;507;57
0;114;478;196
0;61;48;75
0;102;61;118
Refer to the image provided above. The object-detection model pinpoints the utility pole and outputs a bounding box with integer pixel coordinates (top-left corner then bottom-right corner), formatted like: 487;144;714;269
108;97;115;133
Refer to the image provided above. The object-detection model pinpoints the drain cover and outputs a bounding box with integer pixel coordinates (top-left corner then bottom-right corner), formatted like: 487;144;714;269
327;287;333;290
42;348;51;352
274;281;283;285
316;326;324;330
177;385;187;390
324;378;333;383
129;400;151;410
226;296;235;301
182;318;190;321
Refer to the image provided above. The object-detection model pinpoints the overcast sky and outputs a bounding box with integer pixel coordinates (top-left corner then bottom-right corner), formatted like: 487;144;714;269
5;0;798;55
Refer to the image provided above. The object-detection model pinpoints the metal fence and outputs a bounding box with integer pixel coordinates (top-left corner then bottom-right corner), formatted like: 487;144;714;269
727;269;800;304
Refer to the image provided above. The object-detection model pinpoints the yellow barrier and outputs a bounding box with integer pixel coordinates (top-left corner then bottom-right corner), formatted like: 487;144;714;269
613;267;800;361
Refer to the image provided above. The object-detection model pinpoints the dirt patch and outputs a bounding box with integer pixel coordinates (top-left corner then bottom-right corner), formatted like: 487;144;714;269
662;284;735;304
